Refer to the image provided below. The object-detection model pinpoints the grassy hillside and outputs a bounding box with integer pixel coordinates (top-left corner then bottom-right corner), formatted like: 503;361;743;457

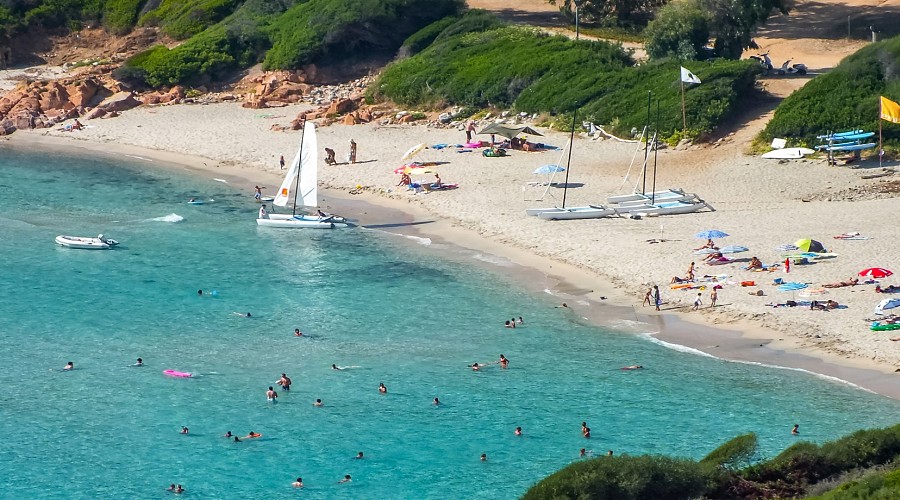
524;423;900;499
373;21;758;138
764;35;900;144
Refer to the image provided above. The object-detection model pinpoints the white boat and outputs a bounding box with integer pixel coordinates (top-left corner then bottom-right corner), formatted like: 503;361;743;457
536;205;617;220
525;110;615;221
613;200;709;216
257;122;348;229
607;188;696;205
55;234;119;249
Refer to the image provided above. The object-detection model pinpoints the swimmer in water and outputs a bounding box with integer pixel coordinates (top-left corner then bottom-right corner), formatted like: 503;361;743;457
499;354;509;369
471;362;481;371
197;289;203;296
332;364;341;370
792;424;800;435
510;317;517;328
339;474;352;483
354;451;364;459
583;427;591;438
233;312;252;317
480;453;487;461
515;426;522;436
556;302;569;308
621;365;643;370
294;328;302;337
135;358;143;367
245;432;261;438
267;386;278;401
181;426;189;434
579;448;594;457
64;361;74;371
278;374;292;391
292;477;303;488
378;382;387;394
167;484;176;491
314;398;323;407
505;320;513;328
224;431;232;438
607;450;614;456
517;316;524;325
433;397;440;406
175;485;184;494
233;436;241;442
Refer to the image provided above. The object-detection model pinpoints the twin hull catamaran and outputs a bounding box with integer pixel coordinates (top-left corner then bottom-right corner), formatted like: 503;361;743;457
256;122;348;229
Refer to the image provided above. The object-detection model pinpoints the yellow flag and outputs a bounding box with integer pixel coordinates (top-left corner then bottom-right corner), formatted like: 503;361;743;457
881;96;900;123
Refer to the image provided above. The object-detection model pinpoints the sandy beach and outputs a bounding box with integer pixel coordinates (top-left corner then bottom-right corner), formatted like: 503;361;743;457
6;95;900;398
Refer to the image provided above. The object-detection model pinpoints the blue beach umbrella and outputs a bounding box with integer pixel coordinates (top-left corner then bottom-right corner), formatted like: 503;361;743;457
533;164;566;174
696;230;729;239
719;245;748;254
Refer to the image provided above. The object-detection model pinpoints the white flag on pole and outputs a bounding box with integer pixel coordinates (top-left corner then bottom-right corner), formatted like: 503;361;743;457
680;66;701;84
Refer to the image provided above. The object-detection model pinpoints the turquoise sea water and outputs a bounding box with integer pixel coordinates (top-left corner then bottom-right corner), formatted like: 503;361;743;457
2;146;900;498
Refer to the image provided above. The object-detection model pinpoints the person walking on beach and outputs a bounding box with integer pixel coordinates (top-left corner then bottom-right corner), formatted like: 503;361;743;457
465;119;476;142
643;288;653;307
692;293;702;311
710;289;718;308
348;139;357;164
279;154;285;170
686;262;695;281
653;286;661;311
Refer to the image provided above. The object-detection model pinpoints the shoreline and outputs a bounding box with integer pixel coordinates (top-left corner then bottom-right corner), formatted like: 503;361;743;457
6;131;900;400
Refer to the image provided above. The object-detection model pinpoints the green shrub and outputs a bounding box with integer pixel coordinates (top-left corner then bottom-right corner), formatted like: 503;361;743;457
644;0;710;60
700;433;758;470
138;0;244;40
815;468;900;499
375;25;756;136
263;0;464;70
103;0;142;35
522;455;714;500
764;35;900;144
400;9;501;57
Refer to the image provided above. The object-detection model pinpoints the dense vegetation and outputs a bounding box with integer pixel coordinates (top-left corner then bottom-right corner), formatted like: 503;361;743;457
523;423;900;499
763;34;900;144
373;22;758;138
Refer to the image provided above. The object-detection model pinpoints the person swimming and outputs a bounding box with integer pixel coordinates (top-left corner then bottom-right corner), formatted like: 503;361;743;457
433;397;440;406
480;453;487;461
314;399;323;407
292;477;303;488
792;424;800;435
354;451;364;459
278;374;291;391
266;386;278;401
64;361;74;371
621;365;643;370
134;358;143;367
499;354;509;369
378;382;387;394
245;432;261;439
233;436;241;442
224;431;232;438
181;426;189;434
332;364;341;370
175;485;184;494
471;362;481;371
294;328;303;337
515;426;522;436
339;474;352;483
233;312;252;317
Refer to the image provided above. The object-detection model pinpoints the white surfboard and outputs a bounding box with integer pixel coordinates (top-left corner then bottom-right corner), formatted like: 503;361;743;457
761;147;815;159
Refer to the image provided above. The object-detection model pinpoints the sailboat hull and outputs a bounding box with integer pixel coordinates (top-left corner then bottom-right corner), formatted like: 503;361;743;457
613;201;708;215
535;205;616;220
256;216;348;229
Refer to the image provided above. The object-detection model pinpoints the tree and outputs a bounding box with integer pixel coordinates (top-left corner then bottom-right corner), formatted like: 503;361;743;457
703;0;791;59
547;0;667;26
644;1;710;60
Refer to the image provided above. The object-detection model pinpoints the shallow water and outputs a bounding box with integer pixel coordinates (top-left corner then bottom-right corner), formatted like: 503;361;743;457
1;146;899;498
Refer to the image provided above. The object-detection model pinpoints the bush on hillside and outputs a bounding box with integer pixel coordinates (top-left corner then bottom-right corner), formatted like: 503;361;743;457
763;36;900;144
138;0;244;40
700;433;759;470
644;0;710;60
815;468;900;499
522;454;716;500
103;0;142;34
374;25;757;138
263;0;463;70
400;9;501;58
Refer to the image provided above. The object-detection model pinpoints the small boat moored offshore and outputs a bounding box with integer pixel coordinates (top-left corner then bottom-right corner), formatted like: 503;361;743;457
55;234;119;249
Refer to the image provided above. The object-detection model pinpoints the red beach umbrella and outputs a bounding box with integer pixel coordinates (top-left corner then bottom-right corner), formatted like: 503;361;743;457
859;268;893;279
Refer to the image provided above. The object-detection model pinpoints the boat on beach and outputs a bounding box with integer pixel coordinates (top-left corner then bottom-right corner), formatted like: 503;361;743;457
55;234;119;249
607;188;700;206
612;200;710;216
536;205;617;220
257;121;349;229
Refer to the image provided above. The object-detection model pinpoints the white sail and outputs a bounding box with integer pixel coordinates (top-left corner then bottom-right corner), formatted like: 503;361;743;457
272;128;305;208
298;121;318;208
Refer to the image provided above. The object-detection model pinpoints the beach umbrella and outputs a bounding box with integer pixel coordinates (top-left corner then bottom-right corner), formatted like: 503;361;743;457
719;245;748;254
693;248;721;255
794;238;826;253
401;143;427;162
859;267;893;279
533;164;566;174
393;165;412;174
695;230;729;239
405;167;437;176
875;297;900;315
477;123;544;140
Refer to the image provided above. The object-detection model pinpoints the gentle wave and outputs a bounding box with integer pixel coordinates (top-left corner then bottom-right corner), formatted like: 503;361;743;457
147;213;184;223
213;178;229;184
471;252;514;267
124;154;152;162
642;332;874;392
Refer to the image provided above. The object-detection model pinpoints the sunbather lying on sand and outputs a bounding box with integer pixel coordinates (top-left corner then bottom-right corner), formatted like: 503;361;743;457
810;300;840;310
876;284;900;293
694;239;718;251
702;252;723;263
670;276;691;284
823;278;859;288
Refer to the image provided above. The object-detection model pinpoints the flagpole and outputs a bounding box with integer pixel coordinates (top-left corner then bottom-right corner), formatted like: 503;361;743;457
681;79;687;133
879;97;884;167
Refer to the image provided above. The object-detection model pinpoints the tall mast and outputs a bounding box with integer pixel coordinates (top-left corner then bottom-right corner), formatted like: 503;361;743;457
561;108;578;209
293;125;305;217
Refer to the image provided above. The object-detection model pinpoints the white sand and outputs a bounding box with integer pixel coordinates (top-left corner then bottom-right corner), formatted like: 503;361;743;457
13;100;900;377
